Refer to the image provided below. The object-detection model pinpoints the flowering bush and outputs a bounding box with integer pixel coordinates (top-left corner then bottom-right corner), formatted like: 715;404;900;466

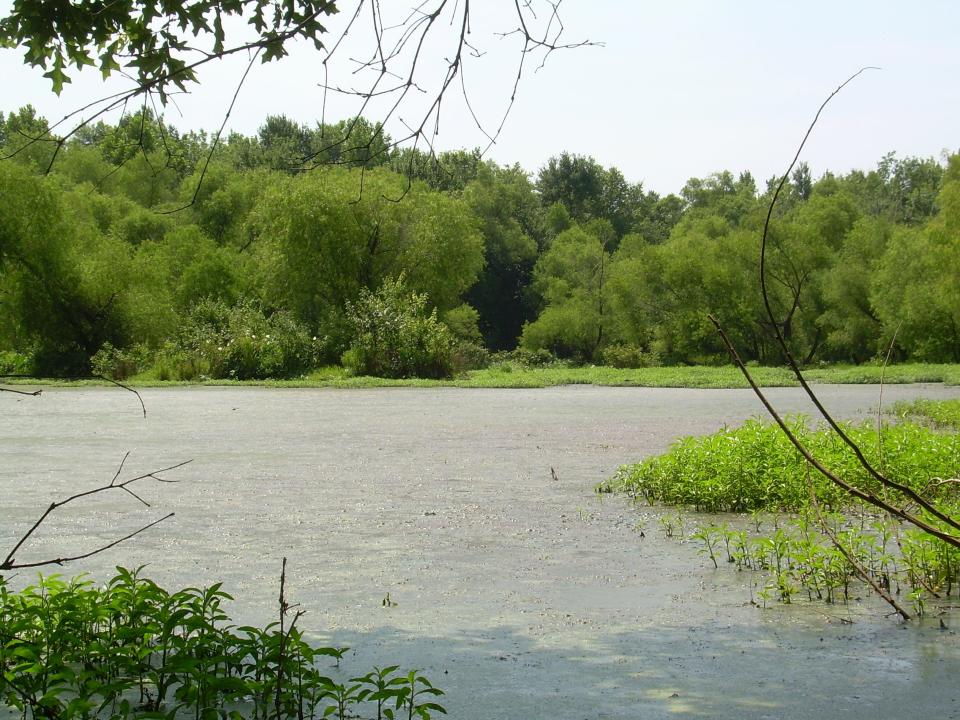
165;299;318;379
342;276;454;379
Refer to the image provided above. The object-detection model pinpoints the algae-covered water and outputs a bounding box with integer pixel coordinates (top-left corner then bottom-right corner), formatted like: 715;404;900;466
2;384;959;719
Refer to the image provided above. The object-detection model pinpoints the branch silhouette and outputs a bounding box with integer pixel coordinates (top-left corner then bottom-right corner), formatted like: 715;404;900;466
709;68;960;558
1;454;190;571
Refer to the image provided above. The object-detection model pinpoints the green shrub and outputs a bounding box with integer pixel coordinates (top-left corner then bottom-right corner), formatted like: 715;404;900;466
442;303;484;345
0;569;445;720
90;342;150;380
342;276;454;379
451;341;491;373
0;350;31;375
599;343;660;369
161;299;318;380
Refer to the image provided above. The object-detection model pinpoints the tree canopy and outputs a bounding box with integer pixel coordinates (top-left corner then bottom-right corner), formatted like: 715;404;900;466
1;103;956;378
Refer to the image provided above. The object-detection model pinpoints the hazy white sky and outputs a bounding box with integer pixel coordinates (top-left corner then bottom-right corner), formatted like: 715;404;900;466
2;1;959;194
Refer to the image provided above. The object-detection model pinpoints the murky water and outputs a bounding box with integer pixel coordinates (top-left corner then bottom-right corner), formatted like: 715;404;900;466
2;384;959;719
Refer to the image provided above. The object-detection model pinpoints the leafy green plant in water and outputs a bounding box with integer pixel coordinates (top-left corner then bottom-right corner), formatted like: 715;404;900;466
316;675;363;720
354;666;406;720
690;526;721;568
389;670;446;720
611;417;960;514
894;398;960;430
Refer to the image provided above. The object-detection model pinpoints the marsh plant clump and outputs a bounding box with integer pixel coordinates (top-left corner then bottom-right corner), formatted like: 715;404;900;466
606;416;959;513
894;398;960;430
606;413;959;617
687;513;959;616
0;568;445;720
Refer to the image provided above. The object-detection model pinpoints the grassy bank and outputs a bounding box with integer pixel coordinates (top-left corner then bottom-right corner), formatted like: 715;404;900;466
3;362;960;390
3;362;960;391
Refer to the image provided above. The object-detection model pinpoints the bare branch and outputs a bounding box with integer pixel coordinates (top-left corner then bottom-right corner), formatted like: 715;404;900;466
3;514;175;571
806;470;911;620
708;314;959;550
0;386;42;397
1;373;146;417
710;66;960;538
1;457;190;571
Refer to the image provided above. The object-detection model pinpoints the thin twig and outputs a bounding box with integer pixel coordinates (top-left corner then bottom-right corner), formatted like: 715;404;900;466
876;320;902;475
1;457;190;571
750;69;960;534
4;514;175;570
805;468;911;620
1;374;146;417
708;315;959;549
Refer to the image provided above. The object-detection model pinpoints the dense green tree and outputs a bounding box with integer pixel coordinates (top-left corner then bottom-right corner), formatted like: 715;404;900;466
872;160;960;361
521;222;613;360
817;218;890;362
251;167;483;358
679;170;759;227
308;117;392;168
632;193;685;244
0;105;55;170
831;152;944;225
633;218;765;363
0;164;137;370
463;163;542;349
536;153;648;238
1;102;955;373
256;114;313;171
179;163;279;246
388;147;485;193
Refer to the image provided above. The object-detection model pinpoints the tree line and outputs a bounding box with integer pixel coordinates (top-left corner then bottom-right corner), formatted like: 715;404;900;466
1;105;957;379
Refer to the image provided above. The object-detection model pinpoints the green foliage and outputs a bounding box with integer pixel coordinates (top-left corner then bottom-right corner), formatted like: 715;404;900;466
536;153;652;238
2;102;959;375
0;568;445;720
251;167;483;358
0;162;133;372
894;398;960;430
679;170;760;226
0;350;31;375
343;276;454;380
608;417;959;513
599;343;660;369
871;175;960;361
442;304;490;373
0;0;337;98
165;299;318;380
521;223;612;361
686;512;960;615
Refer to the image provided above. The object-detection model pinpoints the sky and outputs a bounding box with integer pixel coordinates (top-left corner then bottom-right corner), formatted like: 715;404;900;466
2;1;959;194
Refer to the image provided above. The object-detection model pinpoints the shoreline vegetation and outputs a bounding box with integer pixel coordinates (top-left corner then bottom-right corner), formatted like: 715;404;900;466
4;362;960;390
604;399;960;618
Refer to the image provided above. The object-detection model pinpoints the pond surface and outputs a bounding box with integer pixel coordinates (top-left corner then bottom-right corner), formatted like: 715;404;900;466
2;384;960;719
